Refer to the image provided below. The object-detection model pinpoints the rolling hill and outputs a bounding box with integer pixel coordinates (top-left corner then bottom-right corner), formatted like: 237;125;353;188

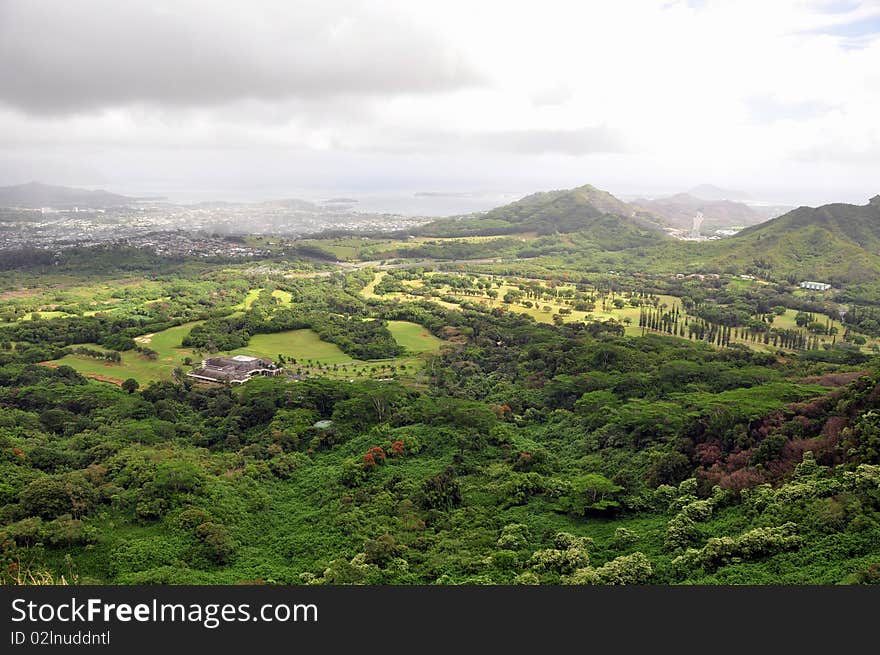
414;183;667;248
0;181;141;208
703;194;880;286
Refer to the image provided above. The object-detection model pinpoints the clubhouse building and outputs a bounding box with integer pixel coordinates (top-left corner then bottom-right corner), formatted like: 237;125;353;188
186;355;282;384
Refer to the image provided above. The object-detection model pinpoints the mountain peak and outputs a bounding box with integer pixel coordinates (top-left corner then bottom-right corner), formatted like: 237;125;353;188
414;182;665;247
0;182;140;208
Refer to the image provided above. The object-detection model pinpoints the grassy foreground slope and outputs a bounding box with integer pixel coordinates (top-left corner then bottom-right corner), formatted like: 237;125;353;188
3;293;879;585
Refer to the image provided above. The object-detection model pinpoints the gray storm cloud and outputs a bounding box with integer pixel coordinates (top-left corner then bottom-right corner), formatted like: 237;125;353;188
0;0;482;114
0;0;878;203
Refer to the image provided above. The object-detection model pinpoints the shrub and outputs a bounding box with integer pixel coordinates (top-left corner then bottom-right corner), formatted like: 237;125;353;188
665;513;699;551
194;522;237;565
110;537;183;575
611;527;639;549
18;472;98;520
530;533;591;573
175;508;212;531
363;534;403;566
497;523;531;550
565;552;653;585
673;523;801;571
513;571;540;585
681;499;713;522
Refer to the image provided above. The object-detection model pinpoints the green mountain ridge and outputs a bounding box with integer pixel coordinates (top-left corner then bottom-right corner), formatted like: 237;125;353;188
704;195;880;285
414;183;667;249
392;187;880;293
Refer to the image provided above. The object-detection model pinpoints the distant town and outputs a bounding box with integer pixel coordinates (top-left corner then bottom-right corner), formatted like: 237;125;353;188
0;199;429;253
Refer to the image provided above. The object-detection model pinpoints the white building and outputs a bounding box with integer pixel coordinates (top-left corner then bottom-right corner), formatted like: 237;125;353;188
800;281;831;291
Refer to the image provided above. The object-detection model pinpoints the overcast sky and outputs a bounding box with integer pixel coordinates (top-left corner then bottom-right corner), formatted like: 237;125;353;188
1;0;879;206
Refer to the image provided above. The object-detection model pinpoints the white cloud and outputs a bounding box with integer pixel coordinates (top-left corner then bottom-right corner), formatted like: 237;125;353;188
0;0;879;202
0;0;482;114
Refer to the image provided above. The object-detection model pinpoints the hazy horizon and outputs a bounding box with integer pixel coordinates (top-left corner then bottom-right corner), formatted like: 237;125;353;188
0;179;866;216
2;1;880;211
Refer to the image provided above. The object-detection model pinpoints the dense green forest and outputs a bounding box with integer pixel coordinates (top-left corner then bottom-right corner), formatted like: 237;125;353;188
1;248;879;585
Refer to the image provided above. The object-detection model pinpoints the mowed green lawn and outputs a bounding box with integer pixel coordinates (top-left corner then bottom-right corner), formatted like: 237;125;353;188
47;319;444;385
387;320;443;353
773;308;841;333
47;321;203;385
49;350;165;385
228;329;353;364
229;322;441;362
228;327;434;380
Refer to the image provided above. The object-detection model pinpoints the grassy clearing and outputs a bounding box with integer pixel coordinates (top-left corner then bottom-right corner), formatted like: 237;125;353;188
770;309;877;349
227;328;436;380
136;321;204;357
361;272;387;299
47;321;204;385
46;316;446;386
318;244;361;260
235;288;263;311
232;288;293;311
19;311;70;321
438;282;666;331
51;349;180;385
229;329;353;364
82;308;121;317
271;289;293;306
387;320;444;353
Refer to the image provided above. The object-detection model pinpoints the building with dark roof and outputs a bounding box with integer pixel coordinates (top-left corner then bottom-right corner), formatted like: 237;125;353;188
186;355;282;384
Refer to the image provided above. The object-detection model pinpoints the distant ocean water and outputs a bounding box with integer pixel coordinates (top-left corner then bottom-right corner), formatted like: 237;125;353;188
133;189;525;217
324;192;525;217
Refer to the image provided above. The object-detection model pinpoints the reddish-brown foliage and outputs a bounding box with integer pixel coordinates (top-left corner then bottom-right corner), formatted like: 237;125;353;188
821;415;847;442
799;371;868;387
725;450;752;470
717;467;766;492
696;442;723;466
790;396;834;419
367;446;386;462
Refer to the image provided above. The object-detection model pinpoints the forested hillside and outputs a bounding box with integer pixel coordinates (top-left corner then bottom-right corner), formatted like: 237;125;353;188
704;196;880;286
1;263;878;585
